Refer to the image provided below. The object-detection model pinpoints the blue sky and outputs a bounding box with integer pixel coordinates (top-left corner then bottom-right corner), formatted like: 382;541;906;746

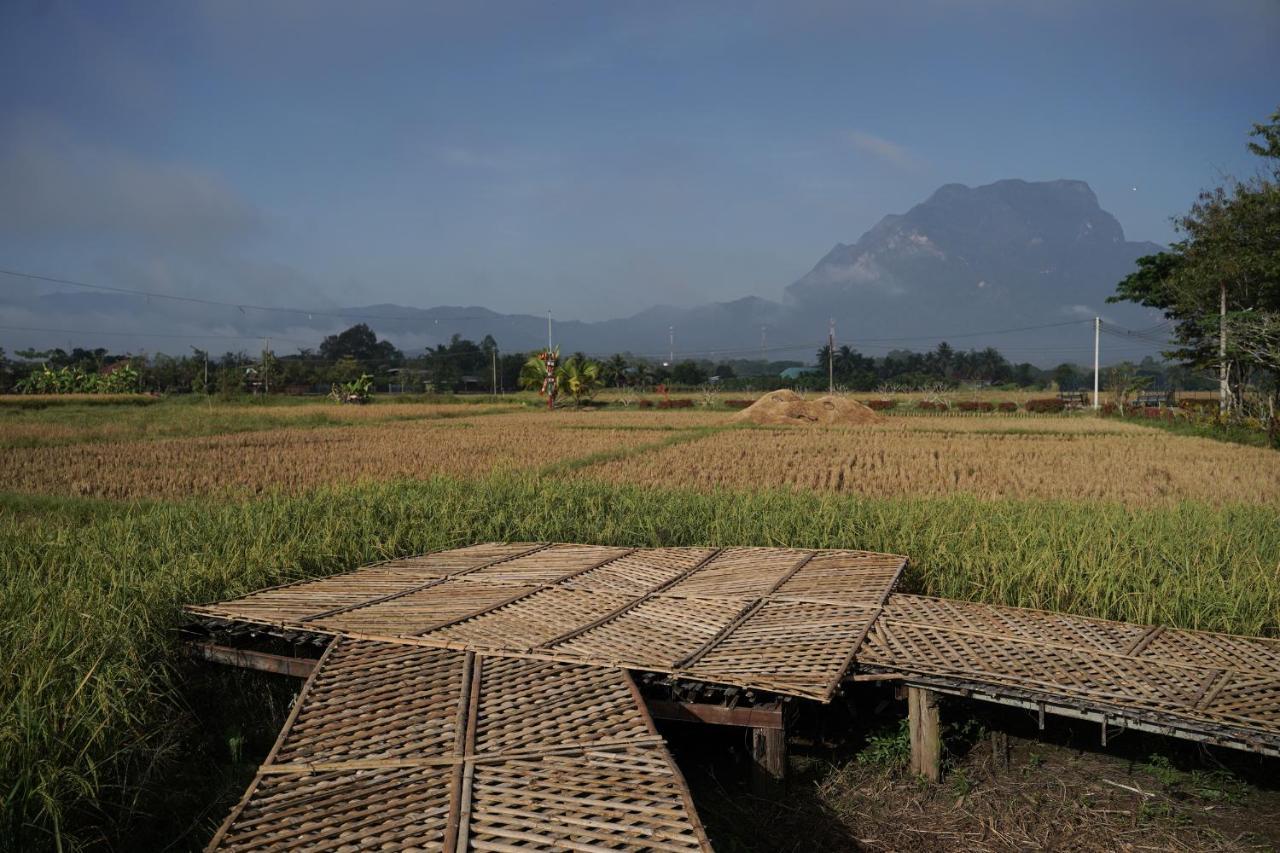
1;0;1277;325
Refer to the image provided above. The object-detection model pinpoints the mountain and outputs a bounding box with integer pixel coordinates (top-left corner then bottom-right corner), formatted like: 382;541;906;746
785;179;1161;326
1;179;1165;365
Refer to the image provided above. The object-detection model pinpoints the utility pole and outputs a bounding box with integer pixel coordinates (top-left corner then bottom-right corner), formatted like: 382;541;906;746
668;326;675;365
1219;281;1229;415
828;318;835;394
1092;317;1100;410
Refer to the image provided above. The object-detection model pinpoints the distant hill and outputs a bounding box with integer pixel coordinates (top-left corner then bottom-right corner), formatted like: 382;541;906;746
2;179;1166;365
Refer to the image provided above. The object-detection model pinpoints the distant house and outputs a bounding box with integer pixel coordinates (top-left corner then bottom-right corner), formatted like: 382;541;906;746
779;367;819;380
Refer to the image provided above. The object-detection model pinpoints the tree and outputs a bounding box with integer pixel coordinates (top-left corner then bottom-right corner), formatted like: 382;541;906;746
558;355;602;405
1110;106;1280;418
601;354;629;387
671;360;707;385
319;324;402;365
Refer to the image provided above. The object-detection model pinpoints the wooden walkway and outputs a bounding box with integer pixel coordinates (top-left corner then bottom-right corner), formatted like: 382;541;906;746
210;637;710;851
188;544;1280;850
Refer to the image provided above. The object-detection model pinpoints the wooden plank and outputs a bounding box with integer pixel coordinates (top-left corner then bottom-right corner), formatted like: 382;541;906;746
907;686;941;782
646;700;784;730
185;641;319;678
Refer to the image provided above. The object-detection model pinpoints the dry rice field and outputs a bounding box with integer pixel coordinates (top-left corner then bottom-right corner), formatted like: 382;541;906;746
0;417;661;499
1;401;1276;506
571;419;1280;506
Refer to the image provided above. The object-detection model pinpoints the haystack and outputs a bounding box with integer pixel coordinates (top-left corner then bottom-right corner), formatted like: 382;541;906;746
732;390;881;426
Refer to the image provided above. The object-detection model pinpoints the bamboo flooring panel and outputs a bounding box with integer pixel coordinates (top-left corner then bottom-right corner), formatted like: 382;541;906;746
857;594;1280;750
189;543;908;702
208;638;709;852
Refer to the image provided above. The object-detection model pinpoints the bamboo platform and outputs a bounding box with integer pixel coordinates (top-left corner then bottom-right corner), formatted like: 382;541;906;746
190;544;1280;850
856;594;1280;755
187;543;908;701
209;637;711;852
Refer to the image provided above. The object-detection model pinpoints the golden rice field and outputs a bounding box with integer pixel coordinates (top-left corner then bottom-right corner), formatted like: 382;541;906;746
0;417;666;499
573;419;1280;506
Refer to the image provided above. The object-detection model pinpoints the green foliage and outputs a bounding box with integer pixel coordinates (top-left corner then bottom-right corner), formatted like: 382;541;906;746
329;373;374;404
14;363;140;394
857;719;911;769
1110;105;1280;412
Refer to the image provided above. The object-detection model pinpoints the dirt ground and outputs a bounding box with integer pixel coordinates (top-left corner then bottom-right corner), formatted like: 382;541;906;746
671;694;1280;852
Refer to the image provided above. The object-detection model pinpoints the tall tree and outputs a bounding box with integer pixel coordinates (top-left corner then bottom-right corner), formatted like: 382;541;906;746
1110;107;1280;419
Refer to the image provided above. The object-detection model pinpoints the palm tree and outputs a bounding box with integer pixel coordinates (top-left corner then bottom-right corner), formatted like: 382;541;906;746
558;355;602;406
602;353;629;387
518;350;602;407
519;353;550;393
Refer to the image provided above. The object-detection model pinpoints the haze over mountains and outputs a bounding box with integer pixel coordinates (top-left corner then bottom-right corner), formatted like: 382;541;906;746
3;179;1167;366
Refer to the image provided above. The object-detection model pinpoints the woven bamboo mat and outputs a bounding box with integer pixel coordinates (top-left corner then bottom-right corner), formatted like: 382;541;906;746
208;637;710;852
188;543;908;701
857;594;1280;750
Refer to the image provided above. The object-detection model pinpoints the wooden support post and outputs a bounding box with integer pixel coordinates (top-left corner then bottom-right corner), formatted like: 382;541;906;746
748;708;786;796
991;729;1009;771
908;686;941;782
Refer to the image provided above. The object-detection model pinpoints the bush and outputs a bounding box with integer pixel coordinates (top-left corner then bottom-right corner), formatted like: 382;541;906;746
916;400;946;411
657;398;694;409
997;401;1018;412
1024;398;1065;413
725;399;756;409
863;399;897;411
955;401;996;412
637;399;654;408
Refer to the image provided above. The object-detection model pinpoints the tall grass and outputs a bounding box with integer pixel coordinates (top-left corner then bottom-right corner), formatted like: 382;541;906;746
2;476;1278;849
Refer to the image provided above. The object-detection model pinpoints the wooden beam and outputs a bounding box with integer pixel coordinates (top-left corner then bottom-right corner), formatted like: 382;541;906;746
908;686;941;782
646;699;783;730
186;640;318;678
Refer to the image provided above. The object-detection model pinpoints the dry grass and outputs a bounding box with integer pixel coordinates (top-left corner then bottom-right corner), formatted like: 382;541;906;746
0;401;522;448
0;419;661;499
573;420;1280;506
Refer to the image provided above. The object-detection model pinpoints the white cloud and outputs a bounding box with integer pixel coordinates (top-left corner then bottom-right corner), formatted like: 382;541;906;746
848;130;923;172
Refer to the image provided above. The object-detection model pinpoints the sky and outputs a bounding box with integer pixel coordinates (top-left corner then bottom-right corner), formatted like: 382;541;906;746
1;0;1277;340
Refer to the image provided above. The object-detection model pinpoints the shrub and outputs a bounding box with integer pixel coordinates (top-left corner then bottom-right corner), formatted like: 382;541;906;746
997;401;1018;412
725;399;756;409
916;400;946;411
1024;398;1065;413
863;399;897;411
955;401;996;412
657;398;694;409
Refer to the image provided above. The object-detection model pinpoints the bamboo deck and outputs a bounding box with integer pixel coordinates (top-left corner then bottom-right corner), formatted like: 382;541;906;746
856;594;1280;755
192;544;1280;850
208;637;711;852
187;543;908;701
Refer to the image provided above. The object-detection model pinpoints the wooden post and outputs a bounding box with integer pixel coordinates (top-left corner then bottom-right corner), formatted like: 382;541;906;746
748;710;786;796
991;729;1009;771
908;686;941;782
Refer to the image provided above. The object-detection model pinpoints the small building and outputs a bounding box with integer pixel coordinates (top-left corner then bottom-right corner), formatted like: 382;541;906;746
779;366;819;381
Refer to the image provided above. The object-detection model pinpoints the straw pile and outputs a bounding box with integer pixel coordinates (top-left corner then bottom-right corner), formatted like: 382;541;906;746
732;390;881;426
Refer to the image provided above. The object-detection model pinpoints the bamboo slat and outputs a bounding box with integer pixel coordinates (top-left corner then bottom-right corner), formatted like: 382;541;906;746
207;638;709;852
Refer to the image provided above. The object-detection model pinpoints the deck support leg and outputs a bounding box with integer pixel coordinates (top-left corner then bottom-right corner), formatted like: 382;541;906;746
908;686;942;782
748;709;786;796
991;729;1009;771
